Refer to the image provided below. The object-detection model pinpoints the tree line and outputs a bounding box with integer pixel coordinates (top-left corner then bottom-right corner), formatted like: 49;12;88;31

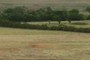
0;6;90;24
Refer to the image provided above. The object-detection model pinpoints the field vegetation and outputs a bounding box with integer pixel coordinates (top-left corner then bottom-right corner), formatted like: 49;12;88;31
0;27;89;60
0;6;90;33
0;1;90;59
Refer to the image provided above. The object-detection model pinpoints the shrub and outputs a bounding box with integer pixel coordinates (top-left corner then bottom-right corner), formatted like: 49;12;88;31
0;20;90;33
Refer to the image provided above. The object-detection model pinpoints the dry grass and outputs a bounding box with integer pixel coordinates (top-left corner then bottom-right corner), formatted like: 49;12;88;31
0;27;89;60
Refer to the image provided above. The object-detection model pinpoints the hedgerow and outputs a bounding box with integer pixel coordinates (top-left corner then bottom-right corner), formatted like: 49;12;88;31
0;21;90;33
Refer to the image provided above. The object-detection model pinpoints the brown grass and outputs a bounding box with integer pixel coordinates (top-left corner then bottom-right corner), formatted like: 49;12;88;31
0;27;89;60
0;33;89;60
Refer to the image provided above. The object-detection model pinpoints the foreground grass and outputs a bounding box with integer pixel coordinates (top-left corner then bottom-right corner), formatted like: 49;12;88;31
0;27;79;35
0;27;90;60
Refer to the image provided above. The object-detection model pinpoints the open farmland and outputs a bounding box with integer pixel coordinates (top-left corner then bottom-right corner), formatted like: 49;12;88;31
0;0;90;60
0;27;89;60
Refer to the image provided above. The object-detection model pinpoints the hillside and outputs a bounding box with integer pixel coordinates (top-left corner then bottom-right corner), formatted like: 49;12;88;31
0;0;90;10
0;0;90;3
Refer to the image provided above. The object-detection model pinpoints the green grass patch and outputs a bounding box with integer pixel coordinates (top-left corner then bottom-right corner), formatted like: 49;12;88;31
71;22;88;25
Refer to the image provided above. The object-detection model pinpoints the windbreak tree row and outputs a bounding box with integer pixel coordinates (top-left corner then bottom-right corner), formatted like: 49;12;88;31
0;6;87;24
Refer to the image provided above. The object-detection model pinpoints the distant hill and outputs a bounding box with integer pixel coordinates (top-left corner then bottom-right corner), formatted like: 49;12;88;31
0;0;90;3
0;0;90;10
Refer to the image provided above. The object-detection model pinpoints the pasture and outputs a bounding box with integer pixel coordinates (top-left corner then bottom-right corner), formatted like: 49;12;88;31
0;0;90;60
0;27;90;60
29;20;90;28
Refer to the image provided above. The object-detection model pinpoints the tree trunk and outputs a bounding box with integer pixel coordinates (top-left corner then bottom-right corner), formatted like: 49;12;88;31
68;20;71;24
58;21;61;24
49;20;51;24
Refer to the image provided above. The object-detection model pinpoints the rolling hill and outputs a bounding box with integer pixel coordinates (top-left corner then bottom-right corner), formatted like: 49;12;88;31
0;0;90;10
0;0;90;3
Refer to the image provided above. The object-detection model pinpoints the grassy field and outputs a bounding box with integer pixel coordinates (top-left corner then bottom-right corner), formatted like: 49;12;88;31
0;0;90;60
29;20;90;28
0;27;90;60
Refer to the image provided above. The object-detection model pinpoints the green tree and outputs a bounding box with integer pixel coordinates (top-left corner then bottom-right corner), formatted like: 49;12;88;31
53;10;68;24
86;6;90;13
35;8;47;21
53;15;61;24
68;9;84;23
46;7;53;24
87;14;90;20
2;6;28;23
35;7;53;24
